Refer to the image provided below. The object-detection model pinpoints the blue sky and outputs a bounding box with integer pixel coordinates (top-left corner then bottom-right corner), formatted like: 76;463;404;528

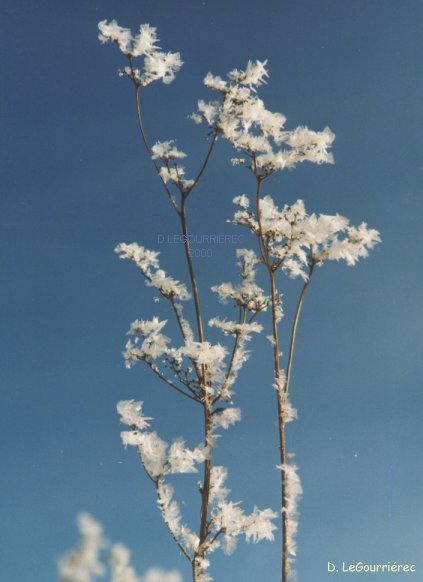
1;1;422;580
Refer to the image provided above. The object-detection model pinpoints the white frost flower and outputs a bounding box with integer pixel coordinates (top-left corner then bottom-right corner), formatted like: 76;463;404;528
116;243;190;301
138;431;168;477
166;439;206;474
209;465;230;503
117;400;152;430
231;196;380;277
132;24;160;57
277;459;303;565
143;51;183;85
151;140;187;161
116;243;160;271
98;19;133;54
121;431;145;448
232;194;250;208
212;408;241;430
123;318;170;366
203;72;228;92
98;20;182;86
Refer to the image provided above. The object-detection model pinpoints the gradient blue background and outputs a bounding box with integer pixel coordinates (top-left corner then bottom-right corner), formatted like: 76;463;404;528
1;1;422;580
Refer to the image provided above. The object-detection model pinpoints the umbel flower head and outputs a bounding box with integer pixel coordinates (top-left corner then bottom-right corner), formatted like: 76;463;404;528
98;19;183;86
231;195;381;280
192;60;335;177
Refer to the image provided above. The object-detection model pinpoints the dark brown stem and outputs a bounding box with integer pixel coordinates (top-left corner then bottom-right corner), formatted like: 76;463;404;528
134;86;180;214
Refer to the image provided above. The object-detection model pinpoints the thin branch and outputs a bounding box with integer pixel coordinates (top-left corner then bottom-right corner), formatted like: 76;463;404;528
134;85;180;214
185;130;219;198
170;298;189;343
212;306;245;405
268;269;289;582
203;527;224;552
284;261;315;396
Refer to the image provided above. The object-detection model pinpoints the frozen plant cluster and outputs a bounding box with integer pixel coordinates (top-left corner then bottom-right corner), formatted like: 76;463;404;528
230;196;381;280
191;61;335;174
98;20;182;86
117;399;278;582
87;17;382;582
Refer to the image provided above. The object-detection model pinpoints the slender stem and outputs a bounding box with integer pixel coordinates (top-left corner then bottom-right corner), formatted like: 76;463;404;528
256;177;288;582
285;262;315;396
133;83;217;576
134;86;180;214
269;270;289;582
180;196;205;344
179;195;212;547
185;131;218;198
170;298;189;343
212;306;244;404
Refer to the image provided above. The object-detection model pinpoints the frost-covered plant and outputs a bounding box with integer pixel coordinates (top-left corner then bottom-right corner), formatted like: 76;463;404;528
99;20;277;582
193;62;380;579
58;513;182;582
98;19;380;582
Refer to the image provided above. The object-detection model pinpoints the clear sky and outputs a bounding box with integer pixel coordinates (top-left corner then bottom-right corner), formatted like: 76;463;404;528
1;1;422;580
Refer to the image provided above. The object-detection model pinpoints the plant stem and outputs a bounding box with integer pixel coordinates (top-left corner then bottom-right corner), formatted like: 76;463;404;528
180;195;212;551
285;262;315;396
133;84;216;578
255;177;288;582
269;269;289;582
134;86;180;214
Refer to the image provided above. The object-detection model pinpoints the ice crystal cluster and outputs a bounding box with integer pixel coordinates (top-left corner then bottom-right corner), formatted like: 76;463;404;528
191;61;335;175
98;20;182;86
231;196;381;280
96;17;381;582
